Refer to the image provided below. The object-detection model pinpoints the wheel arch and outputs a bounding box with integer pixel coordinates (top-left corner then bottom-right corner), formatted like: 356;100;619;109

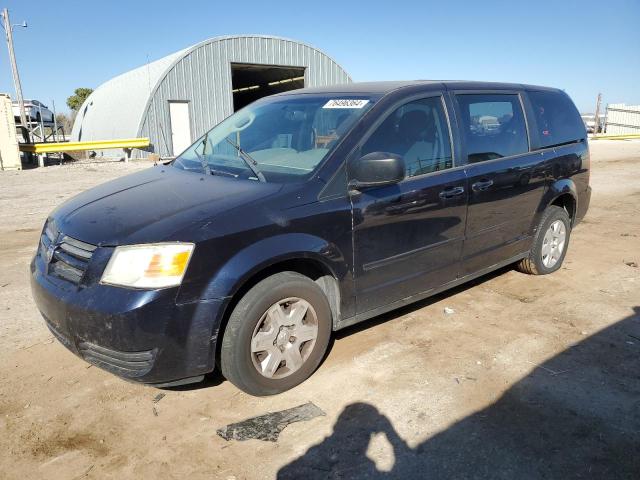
204;233;346;368
547;178;578;223
550;192;577;224
222;255;342;325
536;178;578;230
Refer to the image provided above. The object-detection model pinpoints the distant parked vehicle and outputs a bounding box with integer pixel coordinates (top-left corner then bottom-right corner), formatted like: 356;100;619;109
12;99;54;124
580;114;605;134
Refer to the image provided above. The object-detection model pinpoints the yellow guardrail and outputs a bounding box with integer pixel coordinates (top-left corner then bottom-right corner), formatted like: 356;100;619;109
19;138;150;153
590;133;640;140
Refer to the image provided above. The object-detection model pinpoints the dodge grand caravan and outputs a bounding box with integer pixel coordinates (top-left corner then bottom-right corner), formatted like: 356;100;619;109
31;81;591;395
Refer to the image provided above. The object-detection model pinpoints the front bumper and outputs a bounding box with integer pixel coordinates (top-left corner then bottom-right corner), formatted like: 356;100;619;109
30;252;223;385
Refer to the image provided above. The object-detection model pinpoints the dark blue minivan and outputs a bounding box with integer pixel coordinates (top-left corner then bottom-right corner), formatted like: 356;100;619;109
31;81;590;395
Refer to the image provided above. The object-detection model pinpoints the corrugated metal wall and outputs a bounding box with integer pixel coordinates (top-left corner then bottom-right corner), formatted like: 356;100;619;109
138;35;351;158
606;103;640;135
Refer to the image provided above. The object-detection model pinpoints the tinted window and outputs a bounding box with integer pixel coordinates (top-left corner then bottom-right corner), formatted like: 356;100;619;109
528;90;586;149
362;97;453;177
456;94;529;163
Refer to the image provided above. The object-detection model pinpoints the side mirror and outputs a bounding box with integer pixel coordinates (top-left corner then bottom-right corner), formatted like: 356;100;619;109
349;152;405;190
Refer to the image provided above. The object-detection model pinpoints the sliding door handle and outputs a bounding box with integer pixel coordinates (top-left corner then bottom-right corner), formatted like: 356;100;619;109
439;186;465;199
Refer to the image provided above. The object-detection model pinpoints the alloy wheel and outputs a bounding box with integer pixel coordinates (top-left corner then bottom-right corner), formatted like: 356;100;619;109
541;219;566;268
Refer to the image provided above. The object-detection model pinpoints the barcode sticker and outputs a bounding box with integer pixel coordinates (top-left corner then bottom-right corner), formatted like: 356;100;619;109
323;99;369;109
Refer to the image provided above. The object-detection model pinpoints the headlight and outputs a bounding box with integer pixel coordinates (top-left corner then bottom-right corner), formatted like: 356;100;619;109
101;243;194;289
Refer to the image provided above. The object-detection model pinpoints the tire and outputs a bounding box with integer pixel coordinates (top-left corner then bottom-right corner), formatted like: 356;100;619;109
517;206;571;275
220;272;332;396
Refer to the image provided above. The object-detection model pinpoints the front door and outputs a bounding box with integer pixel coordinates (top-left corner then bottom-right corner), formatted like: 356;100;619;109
169;101;192;156
350;95;467;314
453;92;548;274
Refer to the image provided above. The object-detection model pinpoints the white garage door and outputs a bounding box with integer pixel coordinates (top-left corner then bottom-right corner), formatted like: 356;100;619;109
169;101;192;156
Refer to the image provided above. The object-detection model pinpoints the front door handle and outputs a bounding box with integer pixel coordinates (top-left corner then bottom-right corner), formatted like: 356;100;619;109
472;179;494;192
439;186;465;199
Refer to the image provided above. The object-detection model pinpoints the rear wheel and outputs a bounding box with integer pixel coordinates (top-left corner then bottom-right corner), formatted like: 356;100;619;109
220;272;332;396
517;205;571;275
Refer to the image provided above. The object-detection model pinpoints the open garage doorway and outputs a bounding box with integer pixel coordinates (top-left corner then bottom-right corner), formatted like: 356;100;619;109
231;63;306;111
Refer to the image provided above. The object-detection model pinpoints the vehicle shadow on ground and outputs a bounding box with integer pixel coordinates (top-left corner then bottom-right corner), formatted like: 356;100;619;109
159;373;225;391
278;306;640;479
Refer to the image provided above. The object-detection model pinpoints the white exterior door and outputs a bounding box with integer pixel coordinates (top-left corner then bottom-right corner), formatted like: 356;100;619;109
169;101;191;155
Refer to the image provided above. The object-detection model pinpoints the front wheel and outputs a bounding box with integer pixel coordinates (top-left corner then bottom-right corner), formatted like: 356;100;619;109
220;272;332;396
517;205;571;275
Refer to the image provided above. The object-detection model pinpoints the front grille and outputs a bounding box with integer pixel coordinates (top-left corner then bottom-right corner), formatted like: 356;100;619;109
40;221;96;285
78;341;156;378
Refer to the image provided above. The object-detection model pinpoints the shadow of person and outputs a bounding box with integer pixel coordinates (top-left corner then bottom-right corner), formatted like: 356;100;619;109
279;307;640;479
278;402;415;479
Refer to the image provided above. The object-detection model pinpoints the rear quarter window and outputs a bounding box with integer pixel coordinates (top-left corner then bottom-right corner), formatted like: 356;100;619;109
528;90;586;149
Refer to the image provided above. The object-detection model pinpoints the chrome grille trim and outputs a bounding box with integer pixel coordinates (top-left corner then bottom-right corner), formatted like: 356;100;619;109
50;257;84;283
53;249;86;270
59;239;94;259
39;222;96;285
61;236;97;255
44;221;58;242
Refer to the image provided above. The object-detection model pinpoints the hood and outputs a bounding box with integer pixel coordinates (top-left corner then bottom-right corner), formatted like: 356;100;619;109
51;165;282;245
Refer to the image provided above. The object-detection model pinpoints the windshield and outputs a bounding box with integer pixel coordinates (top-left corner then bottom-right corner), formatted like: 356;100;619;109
172;94;376;182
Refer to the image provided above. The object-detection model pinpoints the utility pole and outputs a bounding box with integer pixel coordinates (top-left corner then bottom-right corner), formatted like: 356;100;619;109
593;93;602;135
1;8;30;144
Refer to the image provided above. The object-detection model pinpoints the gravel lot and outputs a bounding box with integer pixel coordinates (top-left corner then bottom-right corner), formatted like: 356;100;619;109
1;142;639;479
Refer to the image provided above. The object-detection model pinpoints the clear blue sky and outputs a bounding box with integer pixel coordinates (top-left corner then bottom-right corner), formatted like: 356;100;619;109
1;0;638;114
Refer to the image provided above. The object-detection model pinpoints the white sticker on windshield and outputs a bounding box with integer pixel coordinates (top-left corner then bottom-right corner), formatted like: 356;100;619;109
322;99;369;109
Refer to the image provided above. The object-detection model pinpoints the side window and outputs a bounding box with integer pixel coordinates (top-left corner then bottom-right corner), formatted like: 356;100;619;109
456;94;529;163
362;97;453;178
528;90;586;149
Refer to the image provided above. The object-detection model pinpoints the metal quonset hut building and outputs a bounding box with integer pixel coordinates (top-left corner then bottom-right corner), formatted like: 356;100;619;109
71;35;352;158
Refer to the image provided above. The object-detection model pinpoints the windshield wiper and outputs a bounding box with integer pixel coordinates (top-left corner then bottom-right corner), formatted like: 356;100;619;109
194;133;211;176
225;137;266;182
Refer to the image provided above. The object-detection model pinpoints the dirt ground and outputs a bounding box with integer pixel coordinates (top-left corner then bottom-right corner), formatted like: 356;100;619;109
0;142;638;479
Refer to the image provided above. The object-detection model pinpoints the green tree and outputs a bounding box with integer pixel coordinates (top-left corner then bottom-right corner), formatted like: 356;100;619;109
66;87;93;111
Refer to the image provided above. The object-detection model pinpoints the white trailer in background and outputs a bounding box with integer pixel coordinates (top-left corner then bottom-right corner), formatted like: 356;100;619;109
606;104;640;135
0;93;21;170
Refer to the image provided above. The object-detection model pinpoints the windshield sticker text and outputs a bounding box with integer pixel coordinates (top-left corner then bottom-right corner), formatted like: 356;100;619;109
322;99;369;109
